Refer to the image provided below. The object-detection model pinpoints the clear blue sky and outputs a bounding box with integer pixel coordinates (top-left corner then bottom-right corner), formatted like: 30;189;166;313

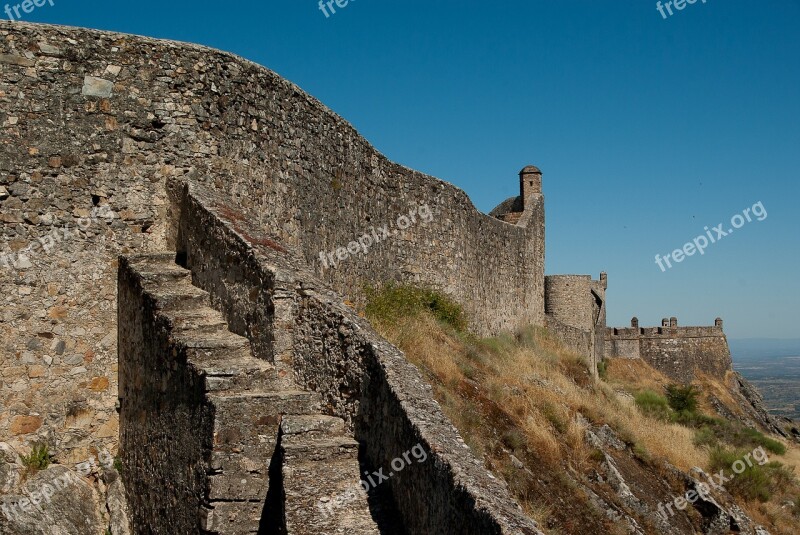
15;0;800;339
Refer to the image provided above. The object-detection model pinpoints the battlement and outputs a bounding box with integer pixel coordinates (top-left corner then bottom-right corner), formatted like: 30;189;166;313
489;166;545;228
607;317;725;340
605;317;732;382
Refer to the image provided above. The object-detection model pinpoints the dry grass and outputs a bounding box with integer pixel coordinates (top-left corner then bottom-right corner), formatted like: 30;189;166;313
368;295;800;533
747;499;800;535
605;358;673;393
695;370;749;418
373;313;707;473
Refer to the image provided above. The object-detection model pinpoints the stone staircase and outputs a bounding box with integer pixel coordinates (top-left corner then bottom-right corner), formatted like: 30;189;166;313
281;415;380;534
126;253;380;534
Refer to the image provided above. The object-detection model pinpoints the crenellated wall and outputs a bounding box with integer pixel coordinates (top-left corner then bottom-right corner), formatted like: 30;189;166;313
605;318;732;383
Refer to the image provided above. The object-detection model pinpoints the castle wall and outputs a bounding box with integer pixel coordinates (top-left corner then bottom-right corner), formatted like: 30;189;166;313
172;183;541;534
545;276;593;331
544;274;607;374
117;255;213;533
605;323;732;383
0;22;544;459
544;315;593;361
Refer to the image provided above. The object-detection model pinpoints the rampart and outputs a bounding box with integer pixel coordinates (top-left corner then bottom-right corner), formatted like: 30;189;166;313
605;318;732;383
0;21;543;462
116;181;538;533
544;273;607;374
0;19;547;534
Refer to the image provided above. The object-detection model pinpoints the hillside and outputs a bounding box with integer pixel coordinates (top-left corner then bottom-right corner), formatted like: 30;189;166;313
365;285;800;534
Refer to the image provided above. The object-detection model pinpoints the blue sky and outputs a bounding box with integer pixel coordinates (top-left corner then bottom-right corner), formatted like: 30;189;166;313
13;0;800;339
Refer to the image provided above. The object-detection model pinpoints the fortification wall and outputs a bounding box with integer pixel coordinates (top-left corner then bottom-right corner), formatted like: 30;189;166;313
117;256;212;533
545;276;593;331
544;274;606;373
544;315;593;362
171;182;540;533
0;21;543;459
605;321;732;383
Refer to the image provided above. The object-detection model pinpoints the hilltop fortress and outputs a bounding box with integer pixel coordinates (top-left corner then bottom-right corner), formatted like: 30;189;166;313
606;317;732;383
0;21;760;534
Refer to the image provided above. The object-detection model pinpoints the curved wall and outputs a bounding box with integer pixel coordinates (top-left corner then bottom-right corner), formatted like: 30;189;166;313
0;22;542;460
544;275;593;331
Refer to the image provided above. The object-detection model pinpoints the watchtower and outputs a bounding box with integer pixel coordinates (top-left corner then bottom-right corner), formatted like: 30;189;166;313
520;165;542;210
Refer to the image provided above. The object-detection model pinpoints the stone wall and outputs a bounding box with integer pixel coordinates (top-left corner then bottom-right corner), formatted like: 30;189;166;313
173;182;541;533
0;21;543;462
117;255;212;533
544;315;592;362
605;320;733;383
544;273;607;374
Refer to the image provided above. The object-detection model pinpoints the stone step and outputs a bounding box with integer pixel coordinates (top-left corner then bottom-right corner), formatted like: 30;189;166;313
284;458;380;535
174;329;250;351
126;252;179;267
200;500;263;535
281;414;346;439
167;309;229;334
282;434;360;463
186;345;254;364
209;391;322;426
206;392;324;505
152;284;210;312
134;263;191;283
208;391;322;470
201;357;281;393
208;455;269;501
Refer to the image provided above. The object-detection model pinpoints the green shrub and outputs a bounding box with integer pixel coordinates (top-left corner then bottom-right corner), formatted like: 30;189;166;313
479;333;517;356
693;426;717;447
672;410;718;428
741;428;786;455
590;449;605;463
114;455;124;475
692;418;786;455
597;360;608;380
634;390;672;421
502;429;526;451
541;402;567;434
365;283;467;332
633;442;651;463
708;447;773;502
665;384;699;413
20;443;51;473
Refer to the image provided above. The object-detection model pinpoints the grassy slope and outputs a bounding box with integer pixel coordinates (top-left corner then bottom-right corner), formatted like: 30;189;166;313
364;285;800;534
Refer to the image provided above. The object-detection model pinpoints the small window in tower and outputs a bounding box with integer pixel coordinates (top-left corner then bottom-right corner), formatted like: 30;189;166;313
529;181;533;187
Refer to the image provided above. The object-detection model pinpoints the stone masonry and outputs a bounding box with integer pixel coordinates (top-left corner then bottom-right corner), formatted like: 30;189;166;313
0;20;552;467
0;18;752;534
115;181;541;533
605;317;733;383
544;273;607;376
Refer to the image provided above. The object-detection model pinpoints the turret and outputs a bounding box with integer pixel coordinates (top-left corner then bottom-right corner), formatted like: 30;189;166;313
519;165;542;210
